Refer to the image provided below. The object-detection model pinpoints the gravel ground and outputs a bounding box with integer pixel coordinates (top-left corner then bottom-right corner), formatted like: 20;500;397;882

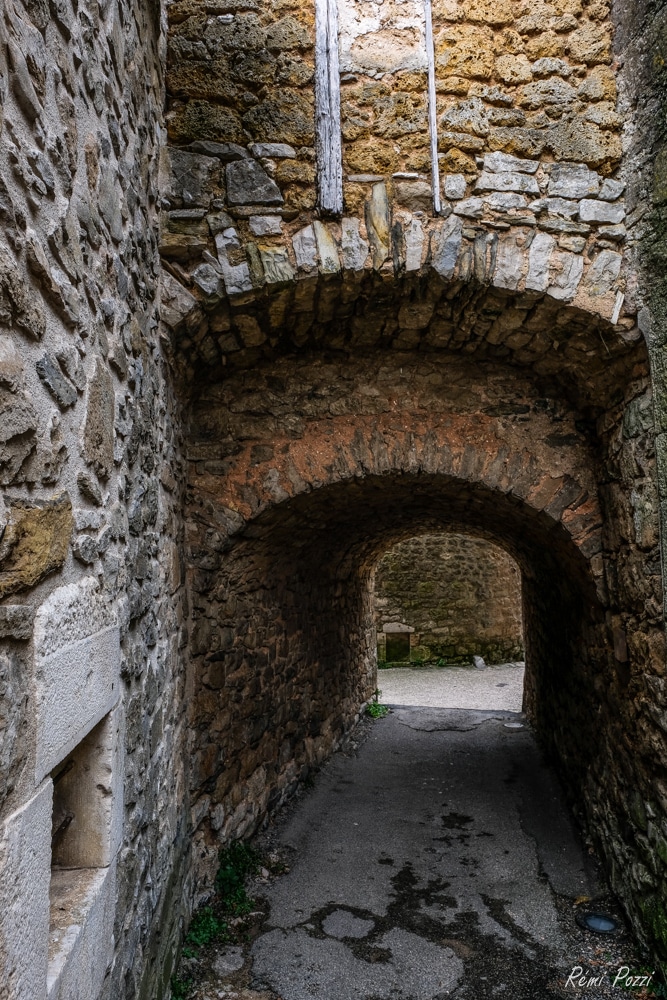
378;662;525;712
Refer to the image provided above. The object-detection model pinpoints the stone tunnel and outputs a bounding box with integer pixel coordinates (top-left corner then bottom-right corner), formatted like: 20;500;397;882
2;0;667;997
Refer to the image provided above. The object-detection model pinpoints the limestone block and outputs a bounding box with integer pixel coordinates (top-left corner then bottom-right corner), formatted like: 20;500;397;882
431;216;463;279
494;237;524;291
36;353;77;409
598;224;626;242
579;199;625;224
341;218;370;272
548;163;600;199
0;783;52;1000
598;178;625;202
81;358;114;480
483;152;539;175
293;225;318;270
249;215;283;236
166;149;221;207
313;222;341;274
485;192;527;211
0;493;72;599
365;183;391;268
215;231;253;295
250;143;296;159
47;863;117;1000
404;218;425;272
526;232;555;292
159;271;199;329
475;172;540;194
453;197;483;217
226;159;283;206
582;249;622;297
547;250;584;302
192;263;225;299
259;248;295;284
34;577;119;781
530;197;579;218
444;174;467;199
0;605;34;640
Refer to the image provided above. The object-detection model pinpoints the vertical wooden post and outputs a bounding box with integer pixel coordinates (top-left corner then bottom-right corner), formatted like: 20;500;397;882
315;0;343;216
424;0;441;215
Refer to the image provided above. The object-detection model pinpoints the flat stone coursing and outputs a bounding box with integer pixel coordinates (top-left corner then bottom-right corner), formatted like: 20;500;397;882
160;152;633;381
374;533;524;664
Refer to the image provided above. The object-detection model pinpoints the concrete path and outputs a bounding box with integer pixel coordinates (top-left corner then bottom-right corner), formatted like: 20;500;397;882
241;710;642;1000
378;663;525;712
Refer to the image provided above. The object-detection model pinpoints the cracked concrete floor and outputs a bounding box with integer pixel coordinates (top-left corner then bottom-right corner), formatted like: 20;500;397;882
193;709;648;1000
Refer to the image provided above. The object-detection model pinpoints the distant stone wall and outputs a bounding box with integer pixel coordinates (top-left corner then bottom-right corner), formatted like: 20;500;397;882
374;533;524;664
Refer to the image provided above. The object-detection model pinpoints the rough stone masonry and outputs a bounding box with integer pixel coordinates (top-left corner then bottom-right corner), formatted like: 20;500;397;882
1;0;667;998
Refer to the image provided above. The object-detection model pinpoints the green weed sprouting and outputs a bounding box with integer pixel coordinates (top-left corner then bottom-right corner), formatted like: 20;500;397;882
170;975;193;999
181;906;229;957
367;688;389;719
215;841;262;916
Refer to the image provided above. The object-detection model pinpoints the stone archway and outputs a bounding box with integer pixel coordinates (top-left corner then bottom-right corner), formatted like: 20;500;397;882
182;338;652;891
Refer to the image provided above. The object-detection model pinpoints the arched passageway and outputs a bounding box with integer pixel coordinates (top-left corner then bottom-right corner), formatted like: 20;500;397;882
174;227;664;960
181;270;663;952
188;463;606;834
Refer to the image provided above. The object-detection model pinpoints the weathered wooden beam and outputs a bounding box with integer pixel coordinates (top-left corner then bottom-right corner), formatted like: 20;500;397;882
424;0;441;215
315;0;343;216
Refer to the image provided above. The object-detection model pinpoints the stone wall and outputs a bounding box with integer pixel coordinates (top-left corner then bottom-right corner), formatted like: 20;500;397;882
1;0;667;996
0;0;189;998
374;533;524;664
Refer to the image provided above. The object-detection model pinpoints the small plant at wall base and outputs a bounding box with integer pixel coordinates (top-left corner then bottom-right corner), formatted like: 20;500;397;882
181;906;229;957
171;841;264;997
367;688;389;719
170;975;193;1000
216;841;262;915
